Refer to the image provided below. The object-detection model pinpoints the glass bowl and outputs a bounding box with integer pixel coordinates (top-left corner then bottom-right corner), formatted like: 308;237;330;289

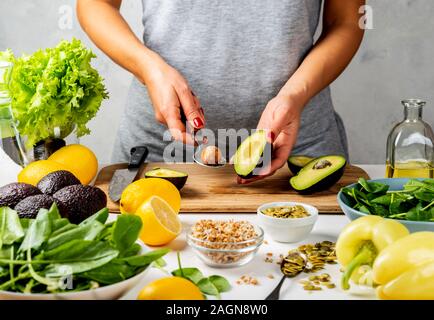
187;223;264;268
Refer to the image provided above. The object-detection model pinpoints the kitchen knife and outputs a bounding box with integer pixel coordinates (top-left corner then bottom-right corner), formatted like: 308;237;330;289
108;146;148;202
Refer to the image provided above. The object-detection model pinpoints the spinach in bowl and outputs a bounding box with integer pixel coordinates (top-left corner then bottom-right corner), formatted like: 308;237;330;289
341;178;434;222
0;204;168;294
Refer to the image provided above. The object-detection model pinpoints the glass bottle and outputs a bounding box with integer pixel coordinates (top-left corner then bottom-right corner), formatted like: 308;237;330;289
0;61;27;166
386;99;434;178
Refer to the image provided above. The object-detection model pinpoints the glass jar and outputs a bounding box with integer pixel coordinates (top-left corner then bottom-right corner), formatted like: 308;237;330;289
0;61;27;166
386;99;434;178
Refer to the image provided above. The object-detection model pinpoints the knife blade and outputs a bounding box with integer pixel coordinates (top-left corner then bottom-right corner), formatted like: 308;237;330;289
108;146;148;202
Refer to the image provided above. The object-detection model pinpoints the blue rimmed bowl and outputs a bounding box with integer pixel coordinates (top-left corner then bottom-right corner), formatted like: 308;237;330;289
337;178;434;233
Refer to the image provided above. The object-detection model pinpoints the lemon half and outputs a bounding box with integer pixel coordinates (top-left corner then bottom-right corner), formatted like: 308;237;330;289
135;195;182;246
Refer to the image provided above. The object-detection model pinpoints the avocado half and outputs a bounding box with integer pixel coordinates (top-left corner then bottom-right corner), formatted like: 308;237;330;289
290;155;346;194
145;168;188;190
233;130;273;179
287;155;314;175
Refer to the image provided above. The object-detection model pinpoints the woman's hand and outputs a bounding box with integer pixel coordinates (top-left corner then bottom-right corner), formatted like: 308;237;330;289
237;94;303;184
141;53;205;144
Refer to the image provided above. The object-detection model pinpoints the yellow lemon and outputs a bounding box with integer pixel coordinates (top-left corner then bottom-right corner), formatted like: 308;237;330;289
49;144;98;185
137;277;204;300
135;195;181;246
120;178;181;214
18;160;65;186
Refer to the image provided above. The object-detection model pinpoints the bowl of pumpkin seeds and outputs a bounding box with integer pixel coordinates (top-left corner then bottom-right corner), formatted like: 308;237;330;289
257;202;318;243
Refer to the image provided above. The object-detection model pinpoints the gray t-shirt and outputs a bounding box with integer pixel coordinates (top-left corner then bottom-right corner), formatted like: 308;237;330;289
112;0;348;162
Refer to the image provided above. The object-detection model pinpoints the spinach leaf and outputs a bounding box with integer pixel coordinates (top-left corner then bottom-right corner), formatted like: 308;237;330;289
46;203;62;221
19;209;52;252
42;239;97;260
45;220;104;251
43;242;119;276
120;243;141;258
119;248;170;267
370;204;389;217
0;207;24;248
358;178;389;194
172;267;204;284
79;208;109;226
209;275;231;293
81;261;137;285
82;249;169;284
358;205;371;214
197;278;219;297
50;223;77;238
112;214;142;254
371;194;392;206
414;191;434;202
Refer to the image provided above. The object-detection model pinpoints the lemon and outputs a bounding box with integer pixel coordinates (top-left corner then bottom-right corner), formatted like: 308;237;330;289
49;144;98;185
137;277;204;300
120;178;181;214
135;195;181;246
18;160;65;186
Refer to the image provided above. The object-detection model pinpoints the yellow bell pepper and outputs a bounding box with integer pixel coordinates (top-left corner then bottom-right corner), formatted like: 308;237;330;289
373;232;434;300
336;216;409;290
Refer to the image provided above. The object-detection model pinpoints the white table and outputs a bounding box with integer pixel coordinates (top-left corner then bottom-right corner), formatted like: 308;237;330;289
122;165;384;300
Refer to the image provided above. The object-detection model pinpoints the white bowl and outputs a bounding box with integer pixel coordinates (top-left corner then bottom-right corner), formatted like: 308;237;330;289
0;242;150;300
257;202;318;243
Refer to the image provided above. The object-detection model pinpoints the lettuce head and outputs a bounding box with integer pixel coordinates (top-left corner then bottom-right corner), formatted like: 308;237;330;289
1;39;108;147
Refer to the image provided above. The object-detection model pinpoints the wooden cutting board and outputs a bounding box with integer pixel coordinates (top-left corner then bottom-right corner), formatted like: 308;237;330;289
95;163;369;214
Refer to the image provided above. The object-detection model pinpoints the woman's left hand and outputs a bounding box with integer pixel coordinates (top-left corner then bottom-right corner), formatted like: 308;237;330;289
237;94;303;184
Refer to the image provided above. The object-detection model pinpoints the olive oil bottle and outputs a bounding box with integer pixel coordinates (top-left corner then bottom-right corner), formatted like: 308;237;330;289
386;160;433;178
385;100;434;179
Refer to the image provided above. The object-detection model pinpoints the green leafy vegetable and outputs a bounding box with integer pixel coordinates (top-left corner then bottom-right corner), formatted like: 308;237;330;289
342;178;434;222
171;252;231;299
0;204;168;294
0;207;24;247
1;39;108;147
112;214;142;254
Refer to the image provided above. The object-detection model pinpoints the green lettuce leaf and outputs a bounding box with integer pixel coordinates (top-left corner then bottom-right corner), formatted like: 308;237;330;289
1;39;108;146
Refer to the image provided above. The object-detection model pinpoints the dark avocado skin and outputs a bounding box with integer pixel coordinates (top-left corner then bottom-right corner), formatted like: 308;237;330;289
291;161;346;194
14;194;56;219
287;156;314;175
237;143;274;179
53;185;107;224
145;170;188;190
37;170;81;195
146;175;187;190
0;183;42;208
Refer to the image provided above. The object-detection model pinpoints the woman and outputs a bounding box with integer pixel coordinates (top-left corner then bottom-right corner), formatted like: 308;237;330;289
77;0;364;183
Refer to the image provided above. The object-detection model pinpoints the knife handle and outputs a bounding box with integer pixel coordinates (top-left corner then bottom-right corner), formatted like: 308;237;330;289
128;146;148;169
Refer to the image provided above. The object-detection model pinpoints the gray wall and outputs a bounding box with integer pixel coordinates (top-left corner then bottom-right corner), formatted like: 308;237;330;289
0;0;433;164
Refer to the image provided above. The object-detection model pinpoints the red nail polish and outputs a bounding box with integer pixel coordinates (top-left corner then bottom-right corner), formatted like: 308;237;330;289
267;131;275;142
193;117;204;128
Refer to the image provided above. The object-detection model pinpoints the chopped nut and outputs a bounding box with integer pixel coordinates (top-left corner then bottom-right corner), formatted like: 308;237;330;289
267;274;275;279
190;220;258;265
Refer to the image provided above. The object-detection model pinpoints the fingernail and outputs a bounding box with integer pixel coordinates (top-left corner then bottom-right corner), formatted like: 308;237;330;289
193;117;204;128
267;131;275;142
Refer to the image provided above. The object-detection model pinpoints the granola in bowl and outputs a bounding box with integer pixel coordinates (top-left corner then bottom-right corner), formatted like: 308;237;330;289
187;220;264;267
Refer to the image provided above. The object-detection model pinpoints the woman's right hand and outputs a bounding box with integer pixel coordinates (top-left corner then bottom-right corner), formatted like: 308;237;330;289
140;52;205;144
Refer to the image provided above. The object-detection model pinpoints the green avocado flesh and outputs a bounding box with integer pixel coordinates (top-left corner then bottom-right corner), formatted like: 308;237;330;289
234;130;271;178
287;155;314;175
290;155;346;193
145;168;188;190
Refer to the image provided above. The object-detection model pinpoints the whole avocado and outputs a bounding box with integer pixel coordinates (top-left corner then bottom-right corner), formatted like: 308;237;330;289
37;170;81;195
53;185;107;224
0;183;42;208
14;194;56;219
